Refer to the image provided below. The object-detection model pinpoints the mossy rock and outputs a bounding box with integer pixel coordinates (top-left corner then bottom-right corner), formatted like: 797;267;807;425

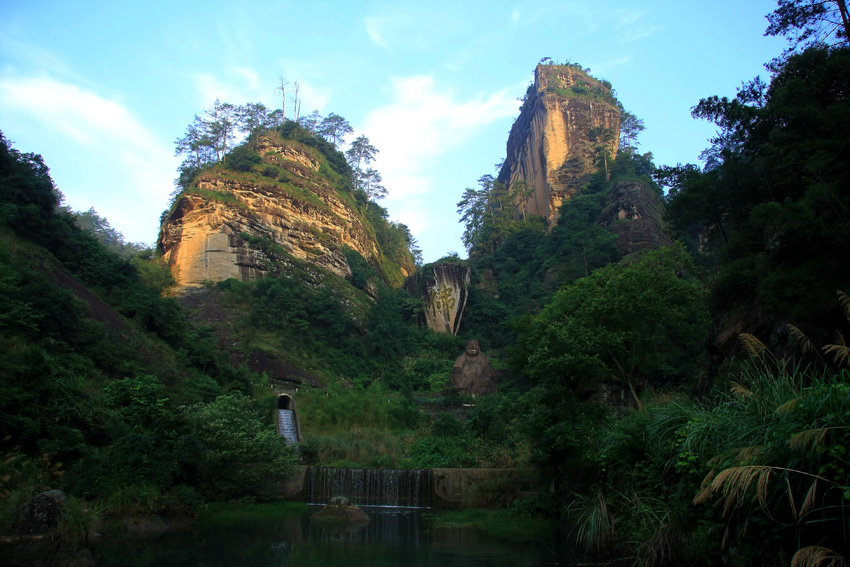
309;497;370;527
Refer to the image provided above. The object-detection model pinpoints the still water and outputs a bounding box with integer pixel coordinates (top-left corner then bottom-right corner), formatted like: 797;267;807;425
96;507;572;567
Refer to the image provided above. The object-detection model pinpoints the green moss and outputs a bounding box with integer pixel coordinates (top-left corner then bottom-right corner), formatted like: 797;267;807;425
546;85;616;106
184;187;246;208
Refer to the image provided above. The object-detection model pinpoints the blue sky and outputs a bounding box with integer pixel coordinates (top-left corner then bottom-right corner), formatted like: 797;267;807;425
0;0;787;262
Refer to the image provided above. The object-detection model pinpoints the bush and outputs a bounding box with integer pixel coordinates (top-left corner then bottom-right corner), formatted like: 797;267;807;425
226;145;261;172
432;412;463;438
182;393;297;499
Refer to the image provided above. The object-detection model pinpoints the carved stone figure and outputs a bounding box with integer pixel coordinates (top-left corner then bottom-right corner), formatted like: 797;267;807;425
450;339;497;396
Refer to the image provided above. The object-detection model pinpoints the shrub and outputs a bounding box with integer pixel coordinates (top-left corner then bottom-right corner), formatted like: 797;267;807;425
182;393;297;499
226;145;261;172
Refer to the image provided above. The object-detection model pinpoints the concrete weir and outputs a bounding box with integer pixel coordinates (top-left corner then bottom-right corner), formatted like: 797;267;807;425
283;467;536;509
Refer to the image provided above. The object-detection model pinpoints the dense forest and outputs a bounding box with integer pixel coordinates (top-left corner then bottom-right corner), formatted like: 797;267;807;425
2;1;850;565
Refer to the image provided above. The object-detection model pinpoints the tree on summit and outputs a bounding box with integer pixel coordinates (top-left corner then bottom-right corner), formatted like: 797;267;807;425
319;113;353;148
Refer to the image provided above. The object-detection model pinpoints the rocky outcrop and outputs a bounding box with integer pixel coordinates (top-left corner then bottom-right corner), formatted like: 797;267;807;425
309;496;370;530
1;490;97;567
158;134;411;287
6;490;67;536
407;263;470;335
498;63;620;223
597;179;673;255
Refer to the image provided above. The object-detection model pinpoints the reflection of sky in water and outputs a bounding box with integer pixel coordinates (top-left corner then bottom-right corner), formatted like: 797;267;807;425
97;507;571;567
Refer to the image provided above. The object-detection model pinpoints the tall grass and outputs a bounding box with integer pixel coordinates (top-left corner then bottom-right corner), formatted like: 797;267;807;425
301;429;411;468
580;356;850;565
296;383;418;434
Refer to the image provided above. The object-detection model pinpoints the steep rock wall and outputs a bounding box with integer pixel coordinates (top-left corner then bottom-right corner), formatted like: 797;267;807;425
406;263;470;335
597;179;673;256
158;136;403;287
498;64;620;222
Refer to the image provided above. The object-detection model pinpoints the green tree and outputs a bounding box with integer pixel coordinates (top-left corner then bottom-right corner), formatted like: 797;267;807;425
236;101;275;147
174;115;216;169
183;393;297;498
72;208;148;258
664;47;850;318
522;246;708;398
457;185;487;254
298;109;322;133
765;0;849;55
319;112;353;148
207;99;238;162
617;109;645;153
345;135;379;192
509;179;535;220
456;174;524;255
362;168;388;201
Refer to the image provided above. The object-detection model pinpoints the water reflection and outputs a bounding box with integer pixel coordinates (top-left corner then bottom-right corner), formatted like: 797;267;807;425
97;507;570;567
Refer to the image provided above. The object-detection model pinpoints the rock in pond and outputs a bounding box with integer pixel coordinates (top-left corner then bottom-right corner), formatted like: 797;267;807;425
0;490;97;567
310;496;370;529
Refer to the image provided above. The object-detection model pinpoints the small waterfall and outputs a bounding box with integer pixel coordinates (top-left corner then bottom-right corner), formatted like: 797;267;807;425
277;409;298;445
303;467;432;508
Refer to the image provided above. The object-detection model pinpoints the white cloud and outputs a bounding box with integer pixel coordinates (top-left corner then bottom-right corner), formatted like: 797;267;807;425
611;7;660;43
618;25;661;44
365;17;391;50
361;75;518;235
0;75;177;244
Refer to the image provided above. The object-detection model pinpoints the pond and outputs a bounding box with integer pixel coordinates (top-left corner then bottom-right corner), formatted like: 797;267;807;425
96;507;574;567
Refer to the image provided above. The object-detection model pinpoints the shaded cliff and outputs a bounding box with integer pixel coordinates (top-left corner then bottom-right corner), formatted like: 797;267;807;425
497;63;620;222
158;131;414;289
597;179;673;256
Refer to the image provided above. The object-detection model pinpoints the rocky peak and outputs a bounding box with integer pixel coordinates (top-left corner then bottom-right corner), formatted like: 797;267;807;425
158;132;413;288
498;63;620;223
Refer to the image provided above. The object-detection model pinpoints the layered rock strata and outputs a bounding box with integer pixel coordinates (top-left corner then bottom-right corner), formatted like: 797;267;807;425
158;136;401;287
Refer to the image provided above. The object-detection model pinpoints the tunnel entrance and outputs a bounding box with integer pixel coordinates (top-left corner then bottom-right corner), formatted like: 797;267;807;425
277;394;293;410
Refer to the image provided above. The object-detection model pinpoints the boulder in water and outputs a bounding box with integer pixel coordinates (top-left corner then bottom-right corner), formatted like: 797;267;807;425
6;490;67;536
1;490;97;567
310;496;370;528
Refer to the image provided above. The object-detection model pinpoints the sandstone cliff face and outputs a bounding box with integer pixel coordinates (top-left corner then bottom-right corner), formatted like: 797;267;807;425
498;64;620;222
159;134;410;287
406;263;471;335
